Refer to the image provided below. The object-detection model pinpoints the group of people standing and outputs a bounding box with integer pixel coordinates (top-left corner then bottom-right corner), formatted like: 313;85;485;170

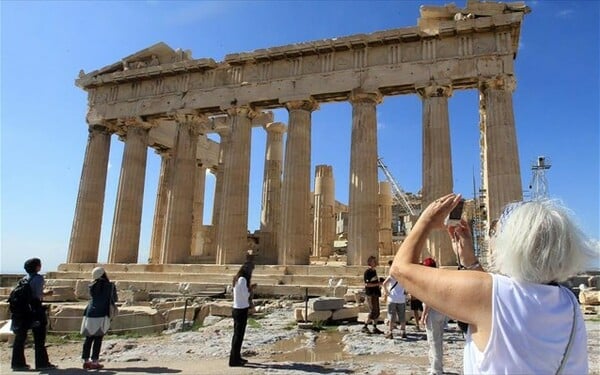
9;195;595;374
362;255;443;374
361;194;594;374
9;259;118;371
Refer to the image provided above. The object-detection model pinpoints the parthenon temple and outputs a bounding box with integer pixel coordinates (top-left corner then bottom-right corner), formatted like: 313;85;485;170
66;0;528;270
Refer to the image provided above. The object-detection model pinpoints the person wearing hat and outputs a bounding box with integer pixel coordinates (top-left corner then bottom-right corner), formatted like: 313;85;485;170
80;267;118;370
11;257;56;371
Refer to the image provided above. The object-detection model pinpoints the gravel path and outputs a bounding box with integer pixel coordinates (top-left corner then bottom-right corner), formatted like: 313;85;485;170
1;301;598;374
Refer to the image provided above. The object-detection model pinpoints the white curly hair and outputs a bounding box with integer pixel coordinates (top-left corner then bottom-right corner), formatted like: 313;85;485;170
489;199;597;284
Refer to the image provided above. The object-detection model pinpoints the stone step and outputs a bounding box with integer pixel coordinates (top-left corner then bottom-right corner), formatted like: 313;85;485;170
46;270;365;287
43;278;352;300
56;263;390;277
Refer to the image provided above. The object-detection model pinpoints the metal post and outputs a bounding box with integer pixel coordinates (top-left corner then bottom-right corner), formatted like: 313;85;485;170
182;298;189;332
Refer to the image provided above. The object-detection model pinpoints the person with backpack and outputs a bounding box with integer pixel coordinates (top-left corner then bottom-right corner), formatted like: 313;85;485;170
80;267;118;370
10;257;56;371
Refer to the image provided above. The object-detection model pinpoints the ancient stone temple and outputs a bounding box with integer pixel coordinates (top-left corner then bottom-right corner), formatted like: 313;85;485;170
67;0;528;268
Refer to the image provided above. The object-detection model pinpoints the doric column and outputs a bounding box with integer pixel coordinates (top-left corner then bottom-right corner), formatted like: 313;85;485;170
206;127;231;260
378;181;393;256
216;106;255;264
417;83;454;266
480;76;522;226
191;158;207;256
108;120;150;264
313;165;336;258
259;122;286;264
148;148;171;264
67;123;112;263
347;90;382;266
279;99;319;265
161;113;204;264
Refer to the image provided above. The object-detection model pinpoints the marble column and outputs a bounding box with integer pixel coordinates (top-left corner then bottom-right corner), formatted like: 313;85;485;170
347;91;382;266
161;114;203;264
480;76;522;226
108;122;150;264
418;83;454;266
313;165;335;258
378;181;393;256
191;158;207;256
67;123;112;263
148;149;171;264
259;122;286;264
206;127;231;260
216;107;255;265
279;100;319;265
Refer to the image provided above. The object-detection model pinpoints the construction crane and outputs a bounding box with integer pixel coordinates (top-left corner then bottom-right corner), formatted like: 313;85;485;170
529;156;551;199
377;157;417;216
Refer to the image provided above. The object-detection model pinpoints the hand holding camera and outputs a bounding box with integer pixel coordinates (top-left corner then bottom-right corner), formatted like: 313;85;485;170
446;199;464;227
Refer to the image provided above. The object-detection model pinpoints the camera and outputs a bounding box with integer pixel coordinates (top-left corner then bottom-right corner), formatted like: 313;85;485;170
447;199;464;226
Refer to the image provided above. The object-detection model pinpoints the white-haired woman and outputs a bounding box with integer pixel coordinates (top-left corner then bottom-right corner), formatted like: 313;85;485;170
80;267;118;370
391;194;595;374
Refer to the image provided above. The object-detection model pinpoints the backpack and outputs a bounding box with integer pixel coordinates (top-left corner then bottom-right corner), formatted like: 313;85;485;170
8;277;33;316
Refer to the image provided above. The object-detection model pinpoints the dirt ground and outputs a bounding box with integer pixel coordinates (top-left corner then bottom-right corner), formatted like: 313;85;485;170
1;312;598;375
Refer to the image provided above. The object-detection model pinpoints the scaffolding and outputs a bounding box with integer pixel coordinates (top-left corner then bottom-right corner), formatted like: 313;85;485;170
529;156;551;200
377;157;418;216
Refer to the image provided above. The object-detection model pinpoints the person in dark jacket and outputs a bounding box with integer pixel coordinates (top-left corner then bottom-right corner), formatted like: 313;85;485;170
11;257;56;371
80;267;118;370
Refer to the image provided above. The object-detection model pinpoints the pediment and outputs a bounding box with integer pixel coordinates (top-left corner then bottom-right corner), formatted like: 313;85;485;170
79;42;192;79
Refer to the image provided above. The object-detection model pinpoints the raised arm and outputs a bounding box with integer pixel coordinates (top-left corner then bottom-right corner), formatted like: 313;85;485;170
390;194;492;344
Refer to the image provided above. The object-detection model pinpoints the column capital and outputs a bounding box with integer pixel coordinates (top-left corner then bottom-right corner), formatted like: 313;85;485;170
479;75;517;93
285;99;319;112
226;105;259;119
87;122;111;134
349;89;383;105
264;122;287;134
169;112;210;138
115;117;155;137
416;83;453;98
153;146;172;158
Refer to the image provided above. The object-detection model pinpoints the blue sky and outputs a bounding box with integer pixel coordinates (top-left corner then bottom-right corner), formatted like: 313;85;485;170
1;1;598;274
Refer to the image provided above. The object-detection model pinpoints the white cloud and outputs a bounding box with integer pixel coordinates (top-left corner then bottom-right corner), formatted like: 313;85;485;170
556;9;574;18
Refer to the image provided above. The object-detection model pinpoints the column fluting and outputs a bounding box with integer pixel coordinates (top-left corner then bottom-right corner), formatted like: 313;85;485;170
347;91;382;266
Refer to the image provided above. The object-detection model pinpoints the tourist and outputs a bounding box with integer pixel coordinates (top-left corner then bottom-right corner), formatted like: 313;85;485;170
408;293;423;331
11;257;56;371
391;194;594;374
419;257;447;375
382;260;407;339
362;255;383;334
229;262;255;367
80;267;118;370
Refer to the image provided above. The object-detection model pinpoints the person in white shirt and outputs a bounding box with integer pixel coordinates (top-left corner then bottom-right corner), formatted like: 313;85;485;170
229;262;255;367
382;260;407;339
391;194;595;374
419;257;447;375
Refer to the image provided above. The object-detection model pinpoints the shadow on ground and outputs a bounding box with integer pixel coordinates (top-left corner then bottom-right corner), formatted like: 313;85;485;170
245;361;353;373
36;366;181;374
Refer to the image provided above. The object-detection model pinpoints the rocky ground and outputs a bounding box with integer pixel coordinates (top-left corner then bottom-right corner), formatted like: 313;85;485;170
1;300;599;374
